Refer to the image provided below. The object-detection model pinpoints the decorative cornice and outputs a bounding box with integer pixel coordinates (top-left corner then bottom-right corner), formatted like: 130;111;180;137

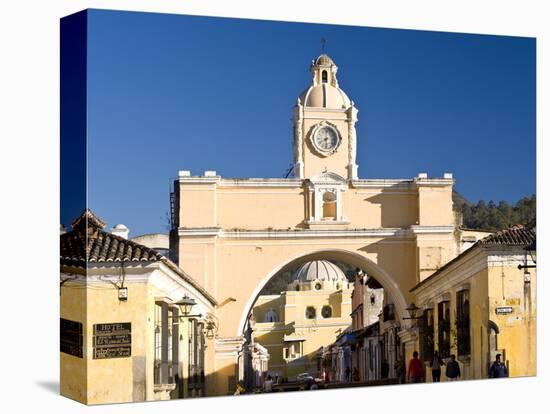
410;225;456;234
178;176;220;184
414;177;454;187
177;226;456;240
178;227;222;237
219;178;303;188
351;179;414;189
178;176;304;188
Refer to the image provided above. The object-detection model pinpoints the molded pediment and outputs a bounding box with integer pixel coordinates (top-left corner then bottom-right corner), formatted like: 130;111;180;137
308;172;347;185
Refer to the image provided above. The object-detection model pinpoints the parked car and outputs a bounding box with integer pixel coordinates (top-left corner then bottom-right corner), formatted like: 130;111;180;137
296;373;320;390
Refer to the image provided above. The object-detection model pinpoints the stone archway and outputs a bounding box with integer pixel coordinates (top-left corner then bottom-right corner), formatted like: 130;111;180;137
237;248;408;336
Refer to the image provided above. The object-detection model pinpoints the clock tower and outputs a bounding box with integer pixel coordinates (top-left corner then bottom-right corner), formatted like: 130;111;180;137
292;54;359;180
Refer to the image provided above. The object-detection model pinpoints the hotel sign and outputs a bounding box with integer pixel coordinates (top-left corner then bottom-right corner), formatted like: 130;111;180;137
93;323;131;359
495;307;513;315
60;318;83;358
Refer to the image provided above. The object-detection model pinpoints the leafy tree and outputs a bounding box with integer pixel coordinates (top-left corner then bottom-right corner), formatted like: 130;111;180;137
455;192;536;231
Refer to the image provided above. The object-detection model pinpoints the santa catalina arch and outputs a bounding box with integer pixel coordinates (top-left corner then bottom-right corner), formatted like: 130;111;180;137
171;54;456;395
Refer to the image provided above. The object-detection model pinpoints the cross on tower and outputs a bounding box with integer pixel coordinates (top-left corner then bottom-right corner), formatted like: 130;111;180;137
321;38;326;53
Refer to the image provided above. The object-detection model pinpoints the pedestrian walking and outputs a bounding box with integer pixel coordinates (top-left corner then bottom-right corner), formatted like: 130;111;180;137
395;358;405;384
430;351;444;382
263;374;273;392
345;366;351;382
489;354;508;378
407;351;425;383
445;354;461;381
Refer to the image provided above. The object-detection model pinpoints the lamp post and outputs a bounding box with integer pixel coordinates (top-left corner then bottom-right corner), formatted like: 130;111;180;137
172;295;202;319
518;242;536;286
402;303;423;321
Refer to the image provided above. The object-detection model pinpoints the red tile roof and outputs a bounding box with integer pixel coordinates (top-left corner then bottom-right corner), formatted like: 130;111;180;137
477;224;535;246
411;223;536;292
60;210;162;267
60;210;217;305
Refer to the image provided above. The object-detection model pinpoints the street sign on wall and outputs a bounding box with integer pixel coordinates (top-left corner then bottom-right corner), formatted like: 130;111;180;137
60;318;83;358
93;322;131;359
495;306;513;315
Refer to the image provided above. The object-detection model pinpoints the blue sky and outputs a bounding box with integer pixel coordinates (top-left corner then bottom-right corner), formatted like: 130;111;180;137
83;9;535;236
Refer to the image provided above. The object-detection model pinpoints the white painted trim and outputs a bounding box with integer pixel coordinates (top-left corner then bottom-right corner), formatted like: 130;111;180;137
305;220;351;226
178;227;221;237
219;178;303;188
413;248;488;301
410;225;456;234
414;178;454;186
351;179;414;189
178;177;220;184
61;262;215;313
177;226;454;239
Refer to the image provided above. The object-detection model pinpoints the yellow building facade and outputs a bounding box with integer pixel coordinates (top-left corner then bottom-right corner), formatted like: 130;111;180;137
411;224;536;381
171;54;457;395
60;210;217;404
252;260;353;381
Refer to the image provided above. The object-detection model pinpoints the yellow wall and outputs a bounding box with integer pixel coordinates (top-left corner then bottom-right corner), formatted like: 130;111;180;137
253;281;352;380
60;277;87;404
412;248;536;382
60;265;215;404
488;260;536;377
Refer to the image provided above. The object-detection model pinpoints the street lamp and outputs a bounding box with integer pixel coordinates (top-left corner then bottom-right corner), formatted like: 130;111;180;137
402;303;423;320
173;295;201;318
518;241;536;286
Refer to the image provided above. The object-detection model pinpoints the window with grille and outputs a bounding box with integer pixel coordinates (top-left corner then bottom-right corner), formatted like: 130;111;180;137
456;290;471;356
420;309;434;362
437;301;451;358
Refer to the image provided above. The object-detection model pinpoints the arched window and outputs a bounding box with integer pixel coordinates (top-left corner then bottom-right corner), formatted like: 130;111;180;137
264;309;278;323
322;191;337;219
321;306;332;318
305;306;316;319
322;70;328;83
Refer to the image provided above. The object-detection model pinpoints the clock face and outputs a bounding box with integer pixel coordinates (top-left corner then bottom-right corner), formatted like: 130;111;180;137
314;126;339;152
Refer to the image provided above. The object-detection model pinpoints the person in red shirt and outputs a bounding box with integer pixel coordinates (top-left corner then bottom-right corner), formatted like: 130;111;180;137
407;351;425;383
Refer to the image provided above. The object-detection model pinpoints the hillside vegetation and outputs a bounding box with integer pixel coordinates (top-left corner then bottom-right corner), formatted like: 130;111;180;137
453;192;536;232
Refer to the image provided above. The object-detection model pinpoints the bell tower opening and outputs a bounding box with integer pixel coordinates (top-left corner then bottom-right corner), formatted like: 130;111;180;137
292;54;359;180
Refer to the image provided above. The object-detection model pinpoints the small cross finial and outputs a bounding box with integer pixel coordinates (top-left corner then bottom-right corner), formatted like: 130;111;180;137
321;38;326;53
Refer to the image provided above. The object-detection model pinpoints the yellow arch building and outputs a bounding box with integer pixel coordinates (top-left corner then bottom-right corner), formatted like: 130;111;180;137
171;54;457;395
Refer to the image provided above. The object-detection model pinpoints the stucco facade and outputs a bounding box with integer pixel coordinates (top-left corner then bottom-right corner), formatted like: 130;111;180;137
252;261;353;381
60;211;217;404
171;54;457;395
411;225;536;381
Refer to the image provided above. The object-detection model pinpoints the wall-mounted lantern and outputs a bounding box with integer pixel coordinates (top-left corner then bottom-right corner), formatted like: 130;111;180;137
174;294;198;317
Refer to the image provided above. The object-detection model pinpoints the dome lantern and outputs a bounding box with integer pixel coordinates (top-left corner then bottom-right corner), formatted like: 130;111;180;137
298;54;351;109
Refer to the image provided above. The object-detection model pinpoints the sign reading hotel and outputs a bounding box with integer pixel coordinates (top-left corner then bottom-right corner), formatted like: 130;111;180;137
60;318;83;358
93;322;132;359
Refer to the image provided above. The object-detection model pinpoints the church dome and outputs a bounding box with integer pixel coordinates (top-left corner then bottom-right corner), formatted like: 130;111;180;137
299;84;351;109
292;260;347;283
315;54;335;66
